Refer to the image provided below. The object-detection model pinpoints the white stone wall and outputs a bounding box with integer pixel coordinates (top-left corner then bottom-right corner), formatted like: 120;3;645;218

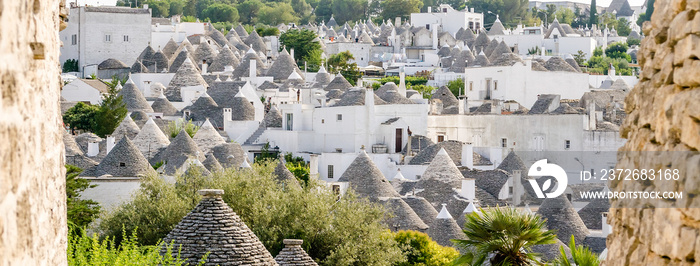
0;0;67;264
410;7;483;36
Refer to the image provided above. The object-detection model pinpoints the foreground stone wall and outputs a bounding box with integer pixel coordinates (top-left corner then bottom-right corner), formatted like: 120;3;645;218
605;0;700;264
0;0;67;265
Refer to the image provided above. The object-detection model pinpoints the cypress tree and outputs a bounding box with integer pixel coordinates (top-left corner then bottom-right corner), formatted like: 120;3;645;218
589;0;598;25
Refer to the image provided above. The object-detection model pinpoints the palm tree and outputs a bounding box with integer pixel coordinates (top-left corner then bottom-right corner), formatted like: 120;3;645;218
553;235;600;266
452;207;557;266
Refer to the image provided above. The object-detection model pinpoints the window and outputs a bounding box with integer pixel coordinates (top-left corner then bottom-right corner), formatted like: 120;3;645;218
425;24;430;30
119;162;126;167
71;34;77;45
475;22;480;30
328;165;334;179
332;184;340;194
501;138;508;148
123;35;129;42
442;8;447;12
494;81;498;90
469;81;473;91
286;113;293;131
553;34;558;39
104;34;111;42
336;114;342;121
565;140;571;149
321;119;324;124
437;135;445;142
469;22;474;30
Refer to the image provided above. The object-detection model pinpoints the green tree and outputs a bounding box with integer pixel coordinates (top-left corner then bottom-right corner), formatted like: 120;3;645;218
605;42;631;62
446;78;465;97
453;207;557;265
63;59;79;73
326;51;361;86
146;0;170;17
409;84;435;99
280;29;322;66
63;102;99;132
170;0;184;16
466;0;530;28
381;0;423;22
258;3;300;25
589;0;598;25
637;0;654;26
93;84;128;138
238;0;264;24
616;18;631;36
574;50;587;66
256;27;281;37
331;0;368;25
291;0;314;19
553;235;600;266
302;48;323;72
166;119;200;138
554;7;575;25
66;165;101;228
314;0;333;23
184;0;196;16
598;12;617;29
98;161;406;265
626;38;640;46
394;230;459;266
202;3;239;23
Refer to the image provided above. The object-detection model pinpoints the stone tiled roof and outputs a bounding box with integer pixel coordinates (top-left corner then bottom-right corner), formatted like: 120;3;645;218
416;148;464;188
491;52;524;66
208;81;247;108
208;27;230;48
146;50;169;72
132;118;170;160
338;150;400;199
162;38;179;60
402;135;434;156
263;105;283;128
473;51;491;66
528;94;559;114
162;189;278;265
230;92;255;121
582;236;607;254
380;197;430;232
609;78;631;90
111;115;140;141
186;93;224;127
273;160;301;188
544;19;568;39
565;58;582;72
235;24;249;38
119;80;154;112
209;46;240;72
332;88;387;107
151;93;179;116
244;30;269;53
497;151;527;173
380;90;414;104
63;131;98;171
489;19;506;35
94;137;157;177
463;168;509;199
274;239;317;266
131;60;149;73
231;50;266;80
577;198;610;230
544;56;577;72
607;0;635;16
536;196;591;243
552;103;582;114
531;60;548;71
484;39;500;58
324;74;352;92
168;47;196;73
430;86;459;114
98;58;129;70
374;82;398;99
325;89;344;100
202;153;223;172
426;204;466;247
193;119;226;155
258;80;279;90
211;142;246;169
267;49;303;82
194;41;218;66
166;58;207;102
402;196;438;227
449;50;474;72
313;66;332;87
157;129;204;165
409;140;461;165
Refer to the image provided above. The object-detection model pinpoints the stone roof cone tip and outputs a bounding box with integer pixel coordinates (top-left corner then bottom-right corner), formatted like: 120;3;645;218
437;203;453;219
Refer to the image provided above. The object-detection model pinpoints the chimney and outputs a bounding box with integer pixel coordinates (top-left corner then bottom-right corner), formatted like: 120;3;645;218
602;212;612;236
588;102;597;130
201;60;208;75
471;7;475;12
395;17;401;26
309;154;319;179
458;98;465;114
398;67;407;96
106;136;115;154
290;48;295;61
223;108;232;121
87;141;99;157
461;178;475;200
428;6;432;13
461;142;474;169
512;170;522;206
249;58;256;81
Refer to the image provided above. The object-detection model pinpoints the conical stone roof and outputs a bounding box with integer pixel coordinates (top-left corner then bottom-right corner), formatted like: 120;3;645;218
375;82;399;99
403;196;439;227
137;46;155;63
544;57;577;72
211;142;246;168
263;105;283;128
184;92;223;126
473;51;490;66
380;197;430;232
536;195;590;243
426;204;466;247
146;50;169;73
231;50;266;80
194;41;217;65
380;90;414;104
166;58;208;102
235;24;249;38
488;41;512;62
111;115;141;141
202;153;224;172
488;18;506;35
208;27;230;48
94;137;157;177
497;151;527;173
192;119;226;155
244;30;268;53
132;118;170;160
273;160;301;188
577;197;610;230
416;148;464;189
274;239;317;266
161;189;278;265
119;79;154;112
209;46;240;72
565;58;582;72
162;38;179;59
267;49;303;82
63;131;99;171
169;47;197;73
338;150;400;200
231;92;255;121
151;92;179;116
472;32;490;52
324;74;352;91
131;60;149;73
431;86;459;114
491;52;523;66
158;129;204;164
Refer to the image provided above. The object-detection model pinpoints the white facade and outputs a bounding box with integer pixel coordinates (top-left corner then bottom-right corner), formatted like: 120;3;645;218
61;79;108;104
325;42;373;67
464;60;590;108
60;6;152;74
151;21;207;50
410;4;484;36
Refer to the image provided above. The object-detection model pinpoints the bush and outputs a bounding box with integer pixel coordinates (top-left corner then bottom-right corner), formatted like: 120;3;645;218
98;161;405;265
553;235;600;266
376;76;428;87
63;59;79;73
66;165;100;228
626;38;640;46
446;78;465;97
394;230;459;266
68;227;201;266
166;120;200;138
409;84;435;99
